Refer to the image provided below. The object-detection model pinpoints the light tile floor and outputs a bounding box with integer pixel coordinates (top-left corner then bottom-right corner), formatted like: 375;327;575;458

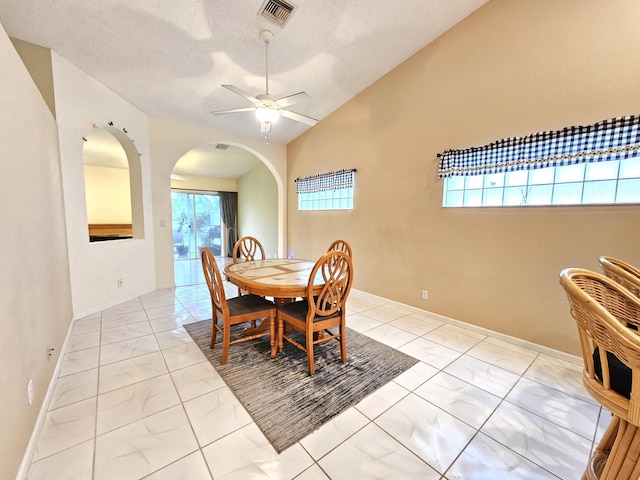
24;258;607;479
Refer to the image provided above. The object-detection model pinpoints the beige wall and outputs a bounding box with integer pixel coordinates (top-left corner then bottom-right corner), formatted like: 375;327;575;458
0;26;72;480
84;165;132;224
238;162;279;257
52;52;157;316
10;38;56;118
287;0;640;355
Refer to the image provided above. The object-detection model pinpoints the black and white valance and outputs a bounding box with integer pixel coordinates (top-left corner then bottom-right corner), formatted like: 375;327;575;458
438;115;640;178
295;169;356;194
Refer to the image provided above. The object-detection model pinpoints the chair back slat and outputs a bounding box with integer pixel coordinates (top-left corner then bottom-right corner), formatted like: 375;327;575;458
233;236;265;263
308;251;353;318
600;256;640;300
327;239;353;259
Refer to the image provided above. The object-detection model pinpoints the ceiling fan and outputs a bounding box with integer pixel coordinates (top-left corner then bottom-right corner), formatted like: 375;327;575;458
211;30;318;135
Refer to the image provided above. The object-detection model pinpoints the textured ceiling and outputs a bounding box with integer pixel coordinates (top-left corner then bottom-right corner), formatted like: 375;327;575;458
1;0;487;177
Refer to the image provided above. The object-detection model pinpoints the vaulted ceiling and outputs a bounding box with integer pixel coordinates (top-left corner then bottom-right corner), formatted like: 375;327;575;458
0;0;487;147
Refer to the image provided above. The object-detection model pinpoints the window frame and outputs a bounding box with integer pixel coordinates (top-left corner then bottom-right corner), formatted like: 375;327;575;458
438;115;640;208
442;156;640;207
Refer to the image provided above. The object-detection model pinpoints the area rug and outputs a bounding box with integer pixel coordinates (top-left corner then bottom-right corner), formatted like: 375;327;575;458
184;319;418;453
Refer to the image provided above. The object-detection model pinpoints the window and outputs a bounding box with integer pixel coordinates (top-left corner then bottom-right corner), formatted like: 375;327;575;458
171;191;222;259
439;116;640;207
296;169;355;211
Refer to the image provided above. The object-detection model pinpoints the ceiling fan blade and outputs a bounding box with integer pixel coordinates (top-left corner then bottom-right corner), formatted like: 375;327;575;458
275;91;312;108
211;107;256;115
280;109;319;126
222;85;260;105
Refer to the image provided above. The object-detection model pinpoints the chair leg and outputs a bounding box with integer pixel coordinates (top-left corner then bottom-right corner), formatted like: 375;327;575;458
307;329;315;375
221;323;231;364
585;415;618;479
598;418;640;480
340;323;347;363
210;316;218;348
278;317;284;353
270;315;277;358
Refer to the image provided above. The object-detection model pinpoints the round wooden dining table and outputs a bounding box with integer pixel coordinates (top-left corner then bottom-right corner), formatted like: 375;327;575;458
223;258;324;303
223;258;325;336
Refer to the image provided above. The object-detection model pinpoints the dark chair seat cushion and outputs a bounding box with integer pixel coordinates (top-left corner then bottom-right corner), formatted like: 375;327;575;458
593;348;632;399
278;299;340;322
227;294;274;316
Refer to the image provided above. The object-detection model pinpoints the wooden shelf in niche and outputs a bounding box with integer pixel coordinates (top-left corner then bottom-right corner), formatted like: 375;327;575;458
88;223;132;241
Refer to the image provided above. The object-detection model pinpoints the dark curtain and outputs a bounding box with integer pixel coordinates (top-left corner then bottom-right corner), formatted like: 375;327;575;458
219;191;238;257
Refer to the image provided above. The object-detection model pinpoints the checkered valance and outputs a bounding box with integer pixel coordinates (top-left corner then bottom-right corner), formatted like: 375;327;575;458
438;115;640;178
295;169;356;194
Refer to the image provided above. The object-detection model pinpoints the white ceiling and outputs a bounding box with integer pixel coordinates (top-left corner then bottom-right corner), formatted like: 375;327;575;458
173;143;261;179
83;126;260;179
0;0;488;177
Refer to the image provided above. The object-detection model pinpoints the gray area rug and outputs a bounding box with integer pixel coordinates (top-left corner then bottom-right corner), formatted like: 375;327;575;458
184;319;418;453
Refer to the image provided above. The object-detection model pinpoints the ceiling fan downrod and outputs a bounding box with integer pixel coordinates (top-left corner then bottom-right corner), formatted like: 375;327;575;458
260;30;273;96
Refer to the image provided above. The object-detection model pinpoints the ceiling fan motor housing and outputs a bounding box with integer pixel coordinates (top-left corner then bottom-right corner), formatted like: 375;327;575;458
259;30;273;44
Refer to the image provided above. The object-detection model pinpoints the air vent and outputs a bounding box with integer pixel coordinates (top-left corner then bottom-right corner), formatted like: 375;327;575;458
215;143;229;150
259;0;295;28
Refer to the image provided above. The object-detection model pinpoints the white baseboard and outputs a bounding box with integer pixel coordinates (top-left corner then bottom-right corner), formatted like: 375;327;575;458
16;285;162;478
72;287;159;321
15;314;75;480
351;288;582;366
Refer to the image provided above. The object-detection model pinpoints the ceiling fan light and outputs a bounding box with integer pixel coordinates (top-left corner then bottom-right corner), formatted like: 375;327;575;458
255;107;280;123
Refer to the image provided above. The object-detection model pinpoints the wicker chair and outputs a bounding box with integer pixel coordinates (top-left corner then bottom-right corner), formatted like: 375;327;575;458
201;247;276;364
276;250;354;375
559;268;640;479
327;239;353;258
600;256;640;299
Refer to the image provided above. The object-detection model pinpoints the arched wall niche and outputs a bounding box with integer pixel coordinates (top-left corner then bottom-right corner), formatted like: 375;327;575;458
83;125;145;241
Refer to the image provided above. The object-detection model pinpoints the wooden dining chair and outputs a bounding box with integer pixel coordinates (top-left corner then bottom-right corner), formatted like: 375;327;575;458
232;236;265;264
327;239;352;258
276;250;354;375
559;268;640;479
231;236;266;301
600;256;640;299
201;247;276;364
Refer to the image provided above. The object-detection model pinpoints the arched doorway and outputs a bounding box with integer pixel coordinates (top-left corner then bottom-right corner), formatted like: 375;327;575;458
170;142;278;286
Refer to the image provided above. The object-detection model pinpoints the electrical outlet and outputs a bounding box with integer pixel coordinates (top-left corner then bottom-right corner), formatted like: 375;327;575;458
27;379;33;406
117;278;123;288
421;290;429;300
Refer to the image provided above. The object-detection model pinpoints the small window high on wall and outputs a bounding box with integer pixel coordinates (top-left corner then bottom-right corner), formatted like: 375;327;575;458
439;116;640;207
295;169;356;211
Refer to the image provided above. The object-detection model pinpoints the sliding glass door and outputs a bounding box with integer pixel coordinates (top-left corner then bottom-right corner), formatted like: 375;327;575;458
171;191;222;259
